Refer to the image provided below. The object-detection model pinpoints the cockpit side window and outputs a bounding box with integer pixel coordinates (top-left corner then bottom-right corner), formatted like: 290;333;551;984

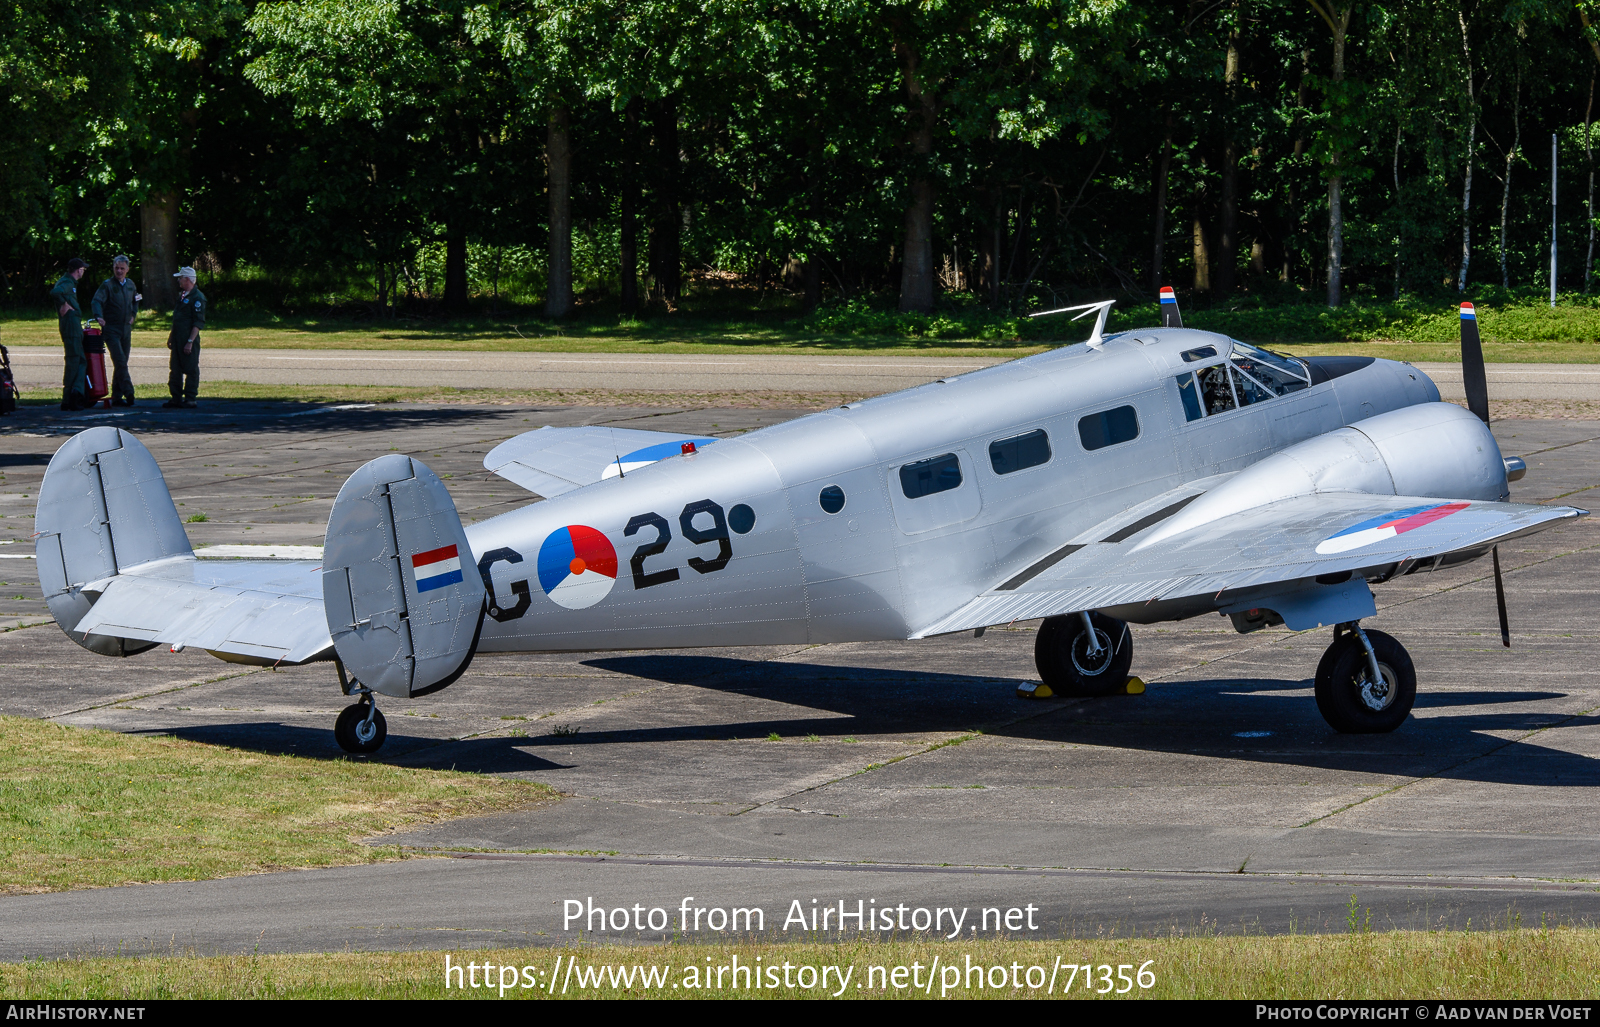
1229;364;1272;406
1195;363;1237;415
1175;371;1204;421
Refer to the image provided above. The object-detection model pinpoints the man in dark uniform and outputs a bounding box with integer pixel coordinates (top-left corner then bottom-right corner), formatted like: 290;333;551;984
165;266;204;409
91;255;141;406
49;258;89;411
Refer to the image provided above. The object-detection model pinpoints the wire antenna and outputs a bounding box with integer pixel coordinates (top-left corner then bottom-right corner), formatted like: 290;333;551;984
1028;299;1117;350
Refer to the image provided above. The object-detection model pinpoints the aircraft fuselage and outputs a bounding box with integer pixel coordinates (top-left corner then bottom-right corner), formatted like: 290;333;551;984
466;330;1439;652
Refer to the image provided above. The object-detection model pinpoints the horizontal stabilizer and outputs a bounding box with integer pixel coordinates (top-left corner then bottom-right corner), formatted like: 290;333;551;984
70;558;332;664
484;426;717;497
915;494;1583;637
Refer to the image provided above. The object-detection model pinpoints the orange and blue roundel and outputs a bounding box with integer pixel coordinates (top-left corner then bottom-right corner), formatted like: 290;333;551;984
412;545;464;592
537;525;619;610
1315;502;1471;555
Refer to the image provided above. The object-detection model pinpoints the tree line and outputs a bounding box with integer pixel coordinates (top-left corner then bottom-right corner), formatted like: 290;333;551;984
5;0;1600;317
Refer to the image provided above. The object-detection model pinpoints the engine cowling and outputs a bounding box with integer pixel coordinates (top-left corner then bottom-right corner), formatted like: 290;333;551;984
1137;402;1508;551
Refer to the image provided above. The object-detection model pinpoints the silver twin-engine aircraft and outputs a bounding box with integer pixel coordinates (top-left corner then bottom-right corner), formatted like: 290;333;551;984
33;291;1585;752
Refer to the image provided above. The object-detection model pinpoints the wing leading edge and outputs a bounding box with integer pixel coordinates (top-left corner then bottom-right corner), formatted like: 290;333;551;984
915;494;1584;638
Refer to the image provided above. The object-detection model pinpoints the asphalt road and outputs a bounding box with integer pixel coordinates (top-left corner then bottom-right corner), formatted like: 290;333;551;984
2;346;1004;398
6;345;1600;403
0;404;1597;957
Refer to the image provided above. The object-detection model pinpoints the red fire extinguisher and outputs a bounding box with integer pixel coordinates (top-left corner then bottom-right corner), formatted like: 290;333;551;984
81;320;110;408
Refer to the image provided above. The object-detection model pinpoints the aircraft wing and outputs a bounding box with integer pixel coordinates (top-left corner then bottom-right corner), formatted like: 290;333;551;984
69;558;333;664
484;426;718;497
915;494;1584;637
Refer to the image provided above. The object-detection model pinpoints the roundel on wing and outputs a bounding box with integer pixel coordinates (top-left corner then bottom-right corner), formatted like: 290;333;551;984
536;525;619;609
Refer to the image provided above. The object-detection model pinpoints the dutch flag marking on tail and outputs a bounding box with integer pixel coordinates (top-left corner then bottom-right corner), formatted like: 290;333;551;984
1160;287;1178;305
412;544;464;593
1461;302;1477;320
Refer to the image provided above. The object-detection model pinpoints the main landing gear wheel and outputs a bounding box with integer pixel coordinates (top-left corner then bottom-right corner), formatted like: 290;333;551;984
1314;625;1416;734
1035;611;1133;697
334;699;388;754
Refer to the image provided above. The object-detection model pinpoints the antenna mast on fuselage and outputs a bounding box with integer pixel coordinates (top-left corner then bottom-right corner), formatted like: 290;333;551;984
1028;299;1116;350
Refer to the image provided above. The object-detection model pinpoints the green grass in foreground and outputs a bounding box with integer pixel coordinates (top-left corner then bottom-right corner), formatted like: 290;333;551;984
0;715;553;893
8;293;1600;360
3;931;1597;999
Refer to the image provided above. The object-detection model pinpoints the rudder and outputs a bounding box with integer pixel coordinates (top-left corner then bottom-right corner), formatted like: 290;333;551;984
34;427;191;655
322;454;485;698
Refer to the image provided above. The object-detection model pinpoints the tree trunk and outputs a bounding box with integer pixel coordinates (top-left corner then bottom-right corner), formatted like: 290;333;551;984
1458;12;1474;293
1285;48;1310;283
1394;124;1403;299
545;105;574;319
1151;112;1174;290
1217;8;1242;297
619;98;640;315
444;220;468;311
1587;72;1595;293
1326;10;1349;308
1192;216;1212;294
649;99;681;306
895;38;937;314
141;193;179;310
1501;66;1521;290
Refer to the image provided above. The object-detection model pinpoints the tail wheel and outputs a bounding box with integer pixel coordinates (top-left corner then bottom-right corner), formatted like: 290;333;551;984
335;701;388;754
1034;612;1134;696
1314;628;1416;733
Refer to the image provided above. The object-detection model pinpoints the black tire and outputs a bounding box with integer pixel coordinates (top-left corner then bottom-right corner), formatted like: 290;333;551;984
1034;612;1134;696
1313;629;1416;733
334;702;387;754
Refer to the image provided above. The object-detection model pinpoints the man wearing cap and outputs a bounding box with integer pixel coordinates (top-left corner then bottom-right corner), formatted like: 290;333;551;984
49;258;89;411
165;266;205;409
91;255;141;406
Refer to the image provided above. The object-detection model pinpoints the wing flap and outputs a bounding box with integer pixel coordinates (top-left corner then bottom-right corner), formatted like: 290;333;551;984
483;426;717;496
916;495;1584;637
70;558;332;664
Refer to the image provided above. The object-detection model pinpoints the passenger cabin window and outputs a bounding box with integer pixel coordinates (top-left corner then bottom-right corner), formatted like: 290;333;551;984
989;429;1051;474
1078;406;1140;451
900;453;963;499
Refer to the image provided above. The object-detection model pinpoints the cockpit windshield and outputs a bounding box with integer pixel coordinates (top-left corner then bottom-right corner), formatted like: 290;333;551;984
1229;341;1310;397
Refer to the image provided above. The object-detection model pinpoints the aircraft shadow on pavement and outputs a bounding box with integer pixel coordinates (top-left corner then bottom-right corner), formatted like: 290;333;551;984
570;655;1600;788
147;721;576;772
2;402;529;440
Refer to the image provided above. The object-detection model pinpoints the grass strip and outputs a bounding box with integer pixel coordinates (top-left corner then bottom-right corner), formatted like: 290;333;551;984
3;930;1597;998
10;294;1600;358
18;381;870;409
0;715;554;893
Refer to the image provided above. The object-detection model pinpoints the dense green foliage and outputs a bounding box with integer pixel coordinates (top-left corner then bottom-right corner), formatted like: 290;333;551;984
5;0;1600;321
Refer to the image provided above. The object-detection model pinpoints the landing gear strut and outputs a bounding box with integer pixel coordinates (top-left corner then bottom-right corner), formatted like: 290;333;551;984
1034;611;1134;696
334;692;388;754
1313;623;1416;733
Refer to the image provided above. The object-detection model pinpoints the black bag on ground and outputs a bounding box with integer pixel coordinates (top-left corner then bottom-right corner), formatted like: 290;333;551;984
0;344;17;415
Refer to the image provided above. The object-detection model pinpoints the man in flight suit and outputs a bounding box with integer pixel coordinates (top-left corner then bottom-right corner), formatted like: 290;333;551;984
50;258;89;411
91;255;140;406
165;267;205;409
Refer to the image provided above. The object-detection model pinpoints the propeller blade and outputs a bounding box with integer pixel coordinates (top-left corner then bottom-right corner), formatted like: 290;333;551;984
1460;302;1491;425
1492;545;1510;648
1160;286;1183;328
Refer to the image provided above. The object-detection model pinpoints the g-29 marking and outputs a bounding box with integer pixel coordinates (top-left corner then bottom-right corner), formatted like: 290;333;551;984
626;499;734;590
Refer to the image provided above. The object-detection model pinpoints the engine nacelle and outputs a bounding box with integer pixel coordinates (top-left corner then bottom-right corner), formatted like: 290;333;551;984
1137;402;1507;550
